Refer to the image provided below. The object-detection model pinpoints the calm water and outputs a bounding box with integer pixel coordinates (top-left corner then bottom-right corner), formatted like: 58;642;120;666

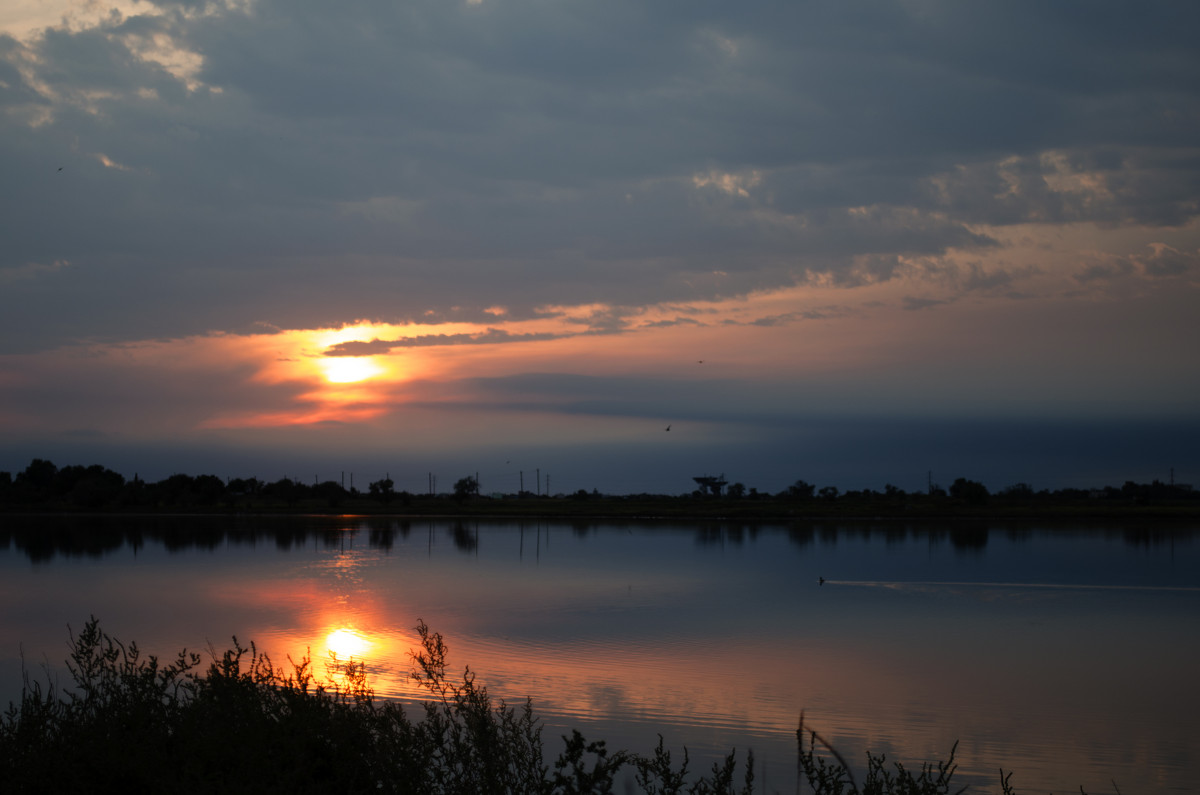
2;516;1197;794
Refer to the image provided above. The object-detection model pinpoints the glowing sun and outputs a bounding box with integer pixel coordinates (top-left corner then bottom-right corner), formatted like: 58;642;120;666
325;627;372;659
321;357;383;384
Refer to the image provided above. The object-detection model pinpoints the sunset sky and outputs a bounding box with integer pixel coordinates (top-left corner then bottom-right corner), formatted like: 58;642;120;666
2;0;1198;495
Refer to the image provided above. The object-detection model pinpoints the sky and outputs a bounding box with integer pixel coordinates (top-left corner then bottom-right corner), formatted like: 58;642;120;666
2;0;1198;496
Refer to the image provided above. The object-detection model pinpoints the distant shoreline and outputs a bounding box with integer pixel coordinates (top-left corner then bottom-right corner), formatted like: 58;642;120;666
3;499;1198;523
4;458;1196;522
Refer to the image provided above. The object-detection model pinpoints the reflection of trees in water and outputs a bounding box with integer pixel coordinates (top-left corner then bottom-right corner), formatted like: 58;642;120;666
3;515;322;563
949;526;988;552
3;516;1196;563
449;522;477;552
694;524;750;546
1004;526;1034;542
778;521;1200;553
1122;526;1185;547
368;519;411;550
2;514;128;561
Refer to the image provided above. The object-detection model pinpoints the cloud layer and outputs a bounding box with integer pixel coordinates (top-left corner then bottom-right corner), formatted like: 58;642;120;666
2;1;1198;490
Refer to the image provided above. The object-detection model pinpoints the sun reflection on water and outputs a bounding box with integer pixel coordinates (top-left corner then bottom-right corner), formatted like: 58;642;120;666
310;622;422;699
325;627;372;660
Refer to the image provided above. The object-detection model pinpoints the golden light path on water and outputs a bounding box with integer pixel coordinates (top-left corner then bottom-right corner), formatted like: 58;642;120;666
170;522;1198;795
325;627;372;660
242;533;823;745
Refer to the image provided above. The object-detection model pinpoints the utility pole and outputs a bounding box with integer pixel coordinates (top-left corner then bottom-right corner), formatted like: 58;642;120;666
536;468;540;496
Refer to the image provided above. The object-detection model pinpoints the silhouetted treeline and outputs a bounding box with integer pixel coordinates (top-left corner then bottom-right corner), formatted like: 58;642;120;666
0;458;1195;513
0;459;405;511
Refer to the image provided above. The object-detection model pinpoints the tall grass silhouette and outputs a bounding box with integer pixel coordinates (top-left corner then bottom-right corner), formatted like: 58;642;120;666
2;618;1106;793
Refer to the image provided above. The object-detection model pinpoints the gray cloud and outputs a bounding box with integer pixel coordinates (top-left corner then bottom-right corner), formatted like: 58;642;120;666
1074;258;1136;284
1073;243;1199;285
1;1;1199;352
323;328;564;356
902;296;949;311
640;317;704;329
1139;244;1199;277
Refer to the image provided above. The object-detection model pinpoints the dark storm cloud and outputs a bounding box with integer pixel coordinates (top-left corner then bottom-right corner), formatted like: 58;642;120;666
2;0;1199;352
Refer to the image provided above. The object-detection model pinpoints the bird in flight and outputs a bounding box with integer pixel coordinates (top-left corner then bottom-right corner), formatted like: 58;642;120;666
665;424;671;432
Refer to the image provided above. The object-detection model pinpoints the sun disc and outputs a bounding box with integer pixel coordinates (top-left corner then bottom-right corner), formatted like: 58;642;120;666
321;357;382;384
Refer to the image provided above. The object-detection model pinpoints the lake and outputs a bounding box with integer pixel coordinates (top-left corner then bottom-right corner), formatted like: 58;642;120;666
2;515;1197;794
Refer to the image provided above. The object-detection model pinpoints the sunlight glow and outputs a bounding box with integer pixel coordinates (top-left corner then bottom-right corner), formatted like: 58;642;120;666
326;627;372;660
320;357;383;383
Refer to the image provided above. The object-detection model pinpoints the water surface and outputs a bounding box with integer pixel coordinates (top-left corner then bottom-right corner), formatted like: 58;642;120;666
2;516;1196;794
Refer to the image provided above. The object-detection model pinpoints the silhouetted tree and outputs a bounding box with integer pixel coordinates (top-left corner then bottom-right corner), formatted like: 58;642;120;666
228;477;263;496
193;474;227;505
263;477;303;507
64;465;125;508
157;473;197;506
13;459;58;502
369;478;396;503
727;482;746;498
692;475;727;496
950;478;989;505
453;476;479;502
999;482;1034;500
784;480;815;499
314;480;347;508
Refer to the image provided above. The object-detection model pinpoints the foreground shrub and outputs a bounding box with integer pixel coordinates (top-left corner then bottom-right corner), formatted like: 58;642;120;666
2;619;1091;793
1;618;756;793
797;712;967;795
